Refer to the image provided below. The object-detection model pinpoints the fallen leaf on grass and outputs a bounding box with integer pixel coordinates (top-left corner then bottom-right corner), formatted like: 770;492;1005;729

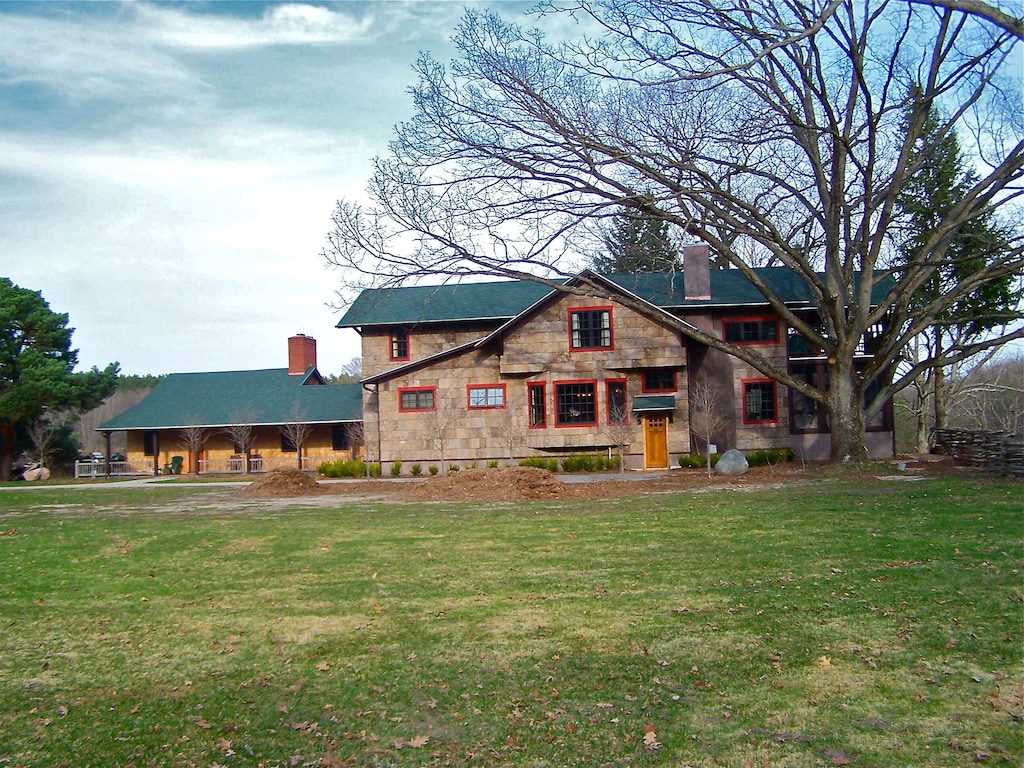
408;734;429;748
642;725;662;750
315;662;331;671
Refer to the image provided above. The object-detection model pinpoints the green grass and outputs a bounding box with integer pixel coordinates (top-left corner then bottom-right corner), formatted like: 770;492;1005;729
0;478;1020;767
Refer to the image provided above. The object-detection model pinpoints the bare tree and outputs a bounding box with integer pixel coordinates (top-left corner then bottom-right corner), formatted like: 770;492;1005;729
281;411;313;470
602;402;634;476
178;424;209;475
324;0;1023;462
225;410;258;475
25;410;71;472
947;352;1024;434
690;375;728;477
498;403;525;465
337;357;363;382
425;395;458;470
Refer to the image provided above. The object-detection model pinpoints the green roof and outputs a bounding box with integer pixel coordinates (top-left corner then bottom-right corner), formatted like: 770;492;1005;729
339;280;553;327
338;269;890;328
99;370;363;431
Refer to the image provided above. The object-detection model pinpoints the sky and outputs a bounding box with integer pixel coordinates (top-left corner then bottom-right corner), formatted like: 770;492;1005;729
0;0;534;376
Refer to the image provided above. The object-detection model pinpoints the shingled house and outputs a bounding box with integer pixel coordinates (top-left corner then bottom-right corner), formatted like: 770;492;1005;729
337;246;894;470
97;335;363;475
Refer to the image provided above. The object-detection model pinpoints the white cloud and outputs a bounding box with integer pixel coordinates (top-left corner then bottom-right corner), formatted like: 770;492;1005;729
0;1;537;375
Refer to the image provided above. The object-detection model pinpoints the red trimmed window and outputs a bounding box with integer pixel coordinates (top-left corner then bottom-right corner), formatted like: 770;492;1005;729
742;379;778;424
606;379;628;424
467;384;506;409
568;307;613;350
528;383;547;428
555;380;598;426
389;329;410;361
724;317;780;346
642;369;676;393
398;386;435;412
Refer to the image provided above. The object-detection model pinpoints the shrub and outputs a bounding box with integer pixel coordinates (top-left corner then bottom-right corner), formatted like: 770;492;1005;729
448;464;460;473
677;452;721;469
467;461;478;469
486;459;499;469
428;466;439;476
368;462;382;478
518;457;550;470
390;461;402;477
746;448;795;467
318;459;366;478
411;464;422;477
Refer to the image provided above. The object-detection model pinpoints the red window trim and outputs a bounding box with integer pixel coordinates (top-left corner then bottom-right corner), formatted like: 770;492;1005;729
741;378;779;425
605;378;628;425
528;382;547;429
389;328;411;362
640;369;677;393
567;306;614;352
466;383;507;410
553;378;599;428
722;316;781;347
397;386;436;413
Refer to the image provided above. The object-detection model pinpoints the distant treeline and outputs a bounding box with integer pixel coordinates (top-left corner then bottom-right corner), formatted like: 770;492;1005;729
117;374;165;391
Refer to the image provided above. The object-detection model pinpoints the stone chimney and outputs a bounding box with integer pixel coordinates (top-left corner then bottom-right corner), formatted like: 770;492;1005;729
683;244;711;300
288;334;317;375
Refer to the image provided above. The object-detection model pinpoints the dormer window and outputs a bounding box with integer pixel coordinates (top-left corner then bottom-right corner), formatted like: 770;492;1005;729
390;328;410;361
569;307;613;350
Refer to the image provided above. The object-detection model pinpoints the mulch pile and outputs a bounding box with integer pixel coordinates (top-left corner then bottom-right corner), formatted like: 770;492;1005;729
240;468;322;497
234;456;982;502
401;467;576;502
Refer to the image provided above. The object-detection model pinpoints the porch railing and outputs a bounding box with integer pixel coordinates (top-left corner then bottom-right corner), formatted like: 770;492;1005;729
73;460;151;479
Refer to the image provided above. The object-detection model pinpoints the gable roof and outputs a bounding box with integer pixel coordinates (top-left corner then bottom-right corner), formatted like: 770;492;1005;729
337;268;889;329
99;369;363;431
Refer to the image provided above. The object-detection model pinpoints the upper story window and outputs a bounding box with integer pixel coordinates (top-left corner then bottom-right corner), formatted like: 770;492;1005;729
468;384;506;409
724;317;780;346
569;307;613;350
555;380;597;426
398;386;435;412
642;369;677;393
390;328;410;361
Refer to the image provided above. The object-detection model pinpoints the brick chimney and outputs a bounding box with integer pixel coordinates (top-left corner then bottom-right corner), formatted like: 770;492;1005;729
683;244;711;300
288;334;317;375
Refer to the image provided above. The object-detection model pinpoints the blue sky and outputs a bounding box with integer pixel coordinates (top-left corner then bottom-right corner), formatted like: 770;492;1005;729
0;1;533;375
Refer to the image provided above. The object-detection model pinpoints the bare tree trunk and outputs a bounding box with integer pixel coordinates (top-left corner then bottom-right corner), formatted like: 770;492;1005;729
827;360;868;462
934;365;947;434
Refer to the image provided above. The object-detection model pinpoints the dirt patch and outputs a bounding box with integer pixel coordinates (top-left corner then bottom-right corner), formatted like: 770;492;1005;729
233;456;993;503
240;468;323;498
401;467;575;502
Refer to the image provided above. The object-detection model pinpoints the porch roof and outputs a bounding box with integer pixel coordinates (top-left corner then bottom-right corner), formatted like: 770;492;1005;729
98;370;363;431
631;395;677;412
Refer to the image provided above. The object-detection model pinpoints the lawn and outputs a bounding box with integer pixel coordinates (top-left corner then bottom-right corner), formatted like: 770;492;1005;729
0;475;1020;767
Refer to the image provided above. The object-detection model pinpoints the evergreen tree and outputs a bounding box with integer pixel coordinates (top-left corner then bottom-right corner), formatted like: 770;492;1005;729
896;105;1021;447
0;278;118;479
590;210;681;274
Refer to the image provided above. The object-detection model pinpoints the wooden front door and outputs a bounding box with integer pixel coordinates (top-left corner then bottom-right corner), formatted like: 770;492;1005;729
643;415;669;469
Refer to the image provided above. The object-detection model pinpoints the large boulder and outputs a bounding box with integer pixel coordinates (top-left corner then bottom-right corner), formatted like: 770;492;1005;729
714;449;749;475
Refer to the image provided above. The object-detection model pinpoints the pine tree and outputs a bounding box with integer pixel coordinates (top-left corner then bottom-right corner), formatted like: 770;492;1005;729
897;105;1020;448
590;210;681;274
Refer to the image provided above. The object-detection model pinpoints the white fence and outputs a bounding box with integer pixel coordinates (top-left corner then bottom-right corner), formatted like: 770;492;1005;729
75;455;335;479
73;460;151;479
200;456;332;473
